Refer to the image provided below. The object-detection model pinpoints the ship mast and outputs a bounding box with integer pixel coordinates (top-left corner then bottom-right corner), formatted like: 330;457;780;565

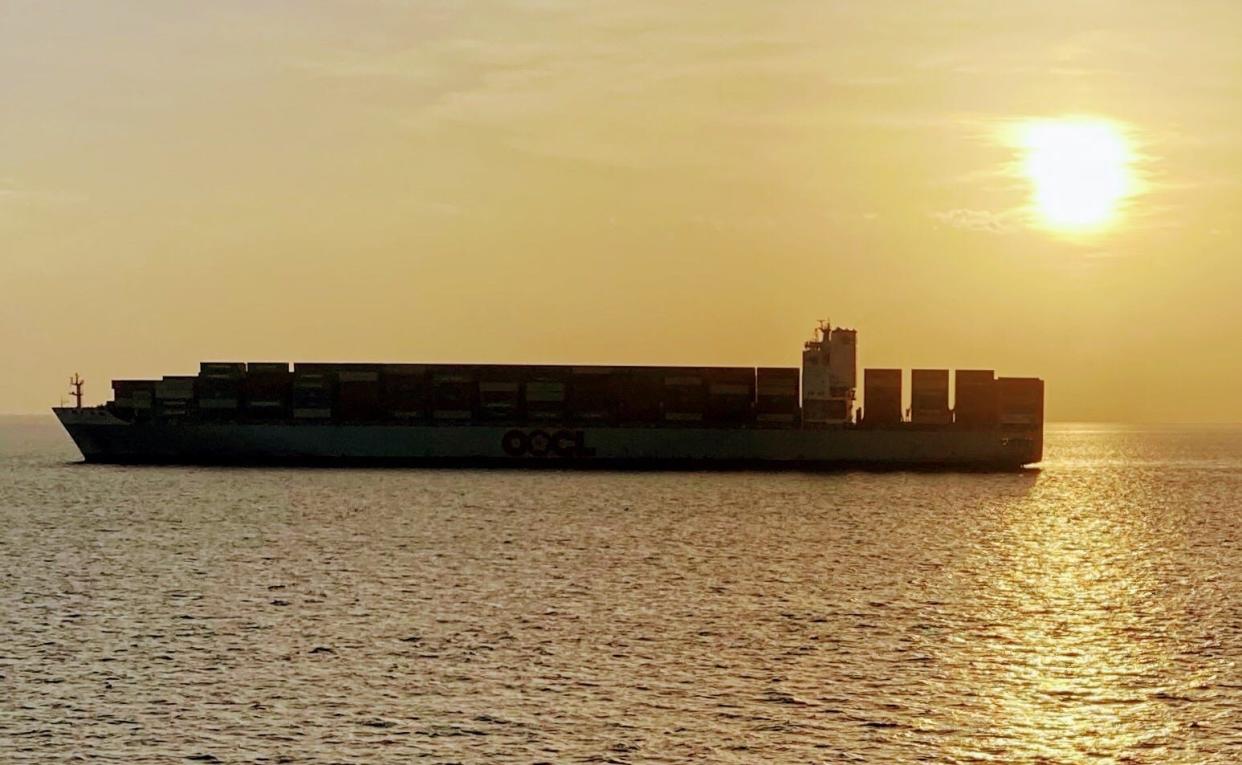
69;373;84;409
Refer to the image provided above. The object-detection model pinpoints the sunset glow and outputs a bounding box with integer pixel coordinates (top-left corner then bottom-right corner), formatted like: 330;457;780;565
3;2;1241;422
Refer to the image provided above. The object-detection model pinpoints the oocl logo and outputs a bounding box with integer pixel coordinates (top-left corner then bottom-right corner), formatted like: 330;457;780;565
501;429;596;458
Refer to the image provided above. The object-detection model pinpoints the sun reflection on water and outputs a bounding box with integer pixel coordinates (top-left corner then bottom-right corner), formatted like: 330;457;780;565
943;461;1208;762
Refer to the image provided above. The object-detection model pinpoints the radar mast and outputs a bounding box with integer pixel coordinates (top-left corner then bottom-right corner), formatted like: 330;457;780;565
69;373;84;409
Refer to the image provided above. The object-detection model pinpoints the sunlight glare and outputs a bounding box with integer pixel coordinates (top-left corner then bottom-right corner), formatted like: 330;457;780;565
1015;119;1135;233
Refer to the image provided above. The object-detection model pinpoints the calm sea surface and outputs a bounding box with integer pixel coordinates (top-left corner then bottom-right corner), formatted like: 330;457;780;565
2;418;1241;763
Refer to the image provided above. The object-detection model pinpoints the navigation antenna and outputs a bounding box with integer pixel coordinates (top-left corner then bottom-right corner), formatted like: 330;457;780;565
69;373;84;409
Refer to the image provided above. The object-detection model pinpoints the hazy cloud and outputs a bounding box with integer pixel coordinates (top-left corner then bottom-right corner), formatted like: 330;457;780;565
0;181;83;208
932;208;1017;233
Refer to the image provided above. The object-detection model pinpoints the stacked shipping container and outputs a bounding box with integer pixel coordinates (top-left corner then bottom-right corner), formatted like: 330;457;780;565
198;362;244;419
112;380;155;418
569;367;618;423
910;369;951;425
954;370;998;427
706;368;755;424
292;364;334;419
243;362;291;419
662;368;706;423
997;377;1044;427
336;365;382;421
382;364;427;421
619;369;662;424
524;367;568;422
477;365;522;421
756;368;799;425
863;369;902;426
105;360;1040;431
154;376;195;418
431;366;475;421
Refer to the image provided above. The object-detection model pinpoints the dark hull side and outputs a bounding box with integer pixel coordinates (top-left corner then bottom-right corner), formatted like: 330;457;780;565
53;408;1043;471
65;454;1040;473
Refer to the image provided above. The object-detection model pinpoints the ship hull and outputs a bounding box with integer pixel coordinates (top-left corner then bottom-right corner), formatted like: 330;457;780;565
53;408;1042;470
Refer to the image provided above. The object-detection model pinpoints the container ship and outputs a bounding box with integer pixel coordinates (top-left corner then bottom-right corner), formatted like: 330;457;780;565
53;322;1044;469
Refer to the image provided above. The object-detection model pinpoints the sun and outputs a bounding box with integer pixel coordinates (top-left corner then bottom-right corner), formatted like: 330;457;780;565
1014;118;1135;233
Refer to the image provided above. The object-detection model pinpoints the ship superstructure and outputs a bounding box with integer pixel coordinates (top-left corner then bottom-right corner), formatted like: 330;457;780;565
53;322;1044;468
801;321;857;426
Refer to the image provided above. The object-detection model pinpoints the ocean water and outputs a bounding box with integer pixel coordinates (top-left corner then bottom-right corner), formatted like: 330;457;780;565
2;418;1241;764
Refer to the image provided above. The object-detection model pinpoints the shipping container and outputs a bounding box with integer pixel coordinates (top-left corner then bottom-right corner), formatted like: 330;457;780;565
334;365;382;421
863;368;902;426
524;366;569;421
756;367;799;427
294;362;346;375
155;376;196;401
132;387;154;410
197;396;239;410
247;362;290;375
200;362;246;378
955;369;998;427
661;367;707;423
476;365;524;421
997;377;1044;427
291;385;332;405
155;403;190;418
525;380;567;402
705;367;755;424
568;367;620;423
381;364;428;421
196;369;241;418
110;380;156;416
242;364;292;419
479;381;521;419
292;371;332;390
430;365;477;421
198;376;241;394
337;369;380;383
756;367;799;393
153;377;195;419
291;370;333;416
911;369;951;425
243;400;288;418
618;368;663;424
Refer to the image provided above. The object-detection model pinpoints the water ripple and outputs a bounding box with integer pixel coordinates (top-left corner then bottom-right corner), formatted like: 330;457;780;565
1;419;1241;762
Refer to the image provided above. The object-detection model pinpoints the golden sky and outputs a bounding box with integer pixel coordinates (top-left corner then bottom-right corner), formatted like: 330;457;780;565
3;1;1240;420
